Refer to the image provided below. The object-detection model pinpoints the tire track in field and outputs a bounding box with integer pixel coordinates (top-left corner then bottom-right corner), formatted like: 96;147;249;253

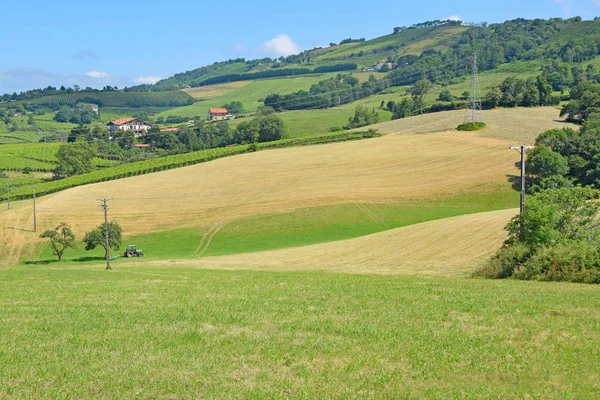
194;222;227;257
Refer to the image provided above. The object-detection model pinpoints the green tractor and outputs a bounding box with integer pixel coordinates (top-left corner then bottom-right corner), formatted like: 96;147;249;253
123;245;144;258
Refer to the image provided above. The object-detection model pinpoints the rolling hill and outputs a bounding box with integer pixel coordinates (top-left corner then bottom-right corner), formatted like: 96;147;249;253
0;107;575;267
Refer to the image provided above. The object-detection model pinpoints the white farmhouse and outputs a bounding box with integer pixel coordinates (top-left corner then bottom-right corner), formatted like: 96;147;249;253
106;118;152;137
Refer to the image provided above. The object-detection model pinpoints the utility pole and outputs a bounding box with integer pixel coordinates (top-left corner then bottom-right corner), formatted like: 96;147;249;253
5;181;9;210
510;145;534;242
31;187;37;232
97;197;113;270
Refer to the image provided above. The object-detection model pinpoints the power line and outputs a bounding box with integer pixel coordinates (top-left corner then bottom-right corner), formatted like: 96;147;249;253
97;197;113;270
31;186;37;232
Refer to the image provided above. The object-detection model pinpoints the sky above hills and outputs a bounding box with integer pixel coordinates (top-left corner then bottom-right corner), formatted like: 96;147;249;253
2;0;600;94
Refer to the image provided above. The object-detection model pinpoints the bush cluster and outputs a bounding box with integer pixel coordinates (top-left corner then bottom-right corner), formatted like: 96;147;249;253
475;187;600;284
457;122;486;131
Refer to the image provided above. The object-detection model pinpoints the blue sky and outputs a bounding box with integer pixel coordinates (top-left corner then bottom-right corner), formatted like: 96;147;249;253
2;0;600;94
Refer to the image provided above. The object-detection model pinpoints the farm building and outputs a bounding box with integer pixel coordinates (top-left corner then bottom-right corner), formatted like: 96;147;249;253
107;118;152;137
78;103;99;115
208;108;231;121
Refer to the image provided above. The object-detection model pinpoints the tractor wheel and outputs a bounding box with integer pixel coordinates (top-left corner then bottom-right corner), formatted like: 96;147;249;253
139;253;144;258
126;251;134;257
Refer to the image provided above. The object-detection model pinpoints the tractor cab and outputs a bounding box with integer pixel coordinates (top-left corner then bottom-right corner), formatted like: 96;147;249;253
124;245;144;258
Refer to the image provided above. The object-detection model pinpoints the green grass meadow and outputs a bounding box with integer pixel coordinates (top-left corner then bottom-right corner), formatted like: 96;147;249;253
1;266;599;398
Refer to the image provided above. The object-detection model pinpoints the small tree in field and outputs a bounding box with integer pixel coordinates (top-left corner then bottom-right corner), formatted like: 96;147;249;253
83;221;123;259
40;222;75;261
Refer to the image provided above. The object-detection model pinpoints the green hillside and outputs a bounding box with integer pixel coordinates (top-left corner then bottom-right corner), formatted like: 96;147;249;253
156;73;342;119
313;25;468;64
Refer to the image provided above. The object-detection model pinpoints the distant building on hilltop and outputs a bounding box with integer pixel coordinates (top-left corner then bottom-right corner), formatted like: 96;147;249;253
78;103;99;115
208;108;230;121
107;118;152;137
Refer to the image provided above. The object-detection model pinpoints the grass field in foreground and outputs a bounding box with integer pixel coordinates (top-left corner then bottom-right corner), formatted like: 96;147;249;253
0;267;599;398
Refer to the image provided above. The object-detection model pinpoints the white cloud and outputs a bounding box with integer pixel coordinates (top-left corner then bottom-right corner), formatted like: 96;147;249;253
446;15;462;21
85;70;109;79
261;34;301;58
134;76;162;85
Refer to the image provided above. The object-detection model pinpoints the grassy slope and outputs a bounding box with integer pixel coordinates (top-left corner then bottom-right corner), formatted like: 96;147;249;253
314;26;468;66
31;191;517;263
1;266;599;398
156;73;340;119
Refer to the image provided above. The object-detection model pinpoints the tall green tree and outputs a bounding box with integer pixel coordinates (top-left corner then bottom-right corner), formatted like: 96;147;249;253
345;105;380;128
53;142;97;178
83;221;123;260
409;79;433;114
40;222;75;261
256;114;284;142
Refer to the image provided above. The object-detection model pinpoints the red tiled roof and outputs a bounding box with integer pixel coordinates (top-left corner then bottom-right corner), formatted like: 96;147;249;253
134;144;150;148
209;108;228;114
108;117;137;125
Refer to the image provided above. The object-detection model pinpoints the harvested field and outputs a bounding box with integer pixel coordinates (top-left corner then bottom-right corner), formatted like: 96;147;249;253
147;209;517;275
366;107;572;142
182;81;252;100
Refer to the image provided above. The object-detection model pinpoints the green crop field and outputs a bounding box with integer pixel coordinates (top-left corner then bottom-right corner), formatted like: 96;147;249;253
1;267;599;398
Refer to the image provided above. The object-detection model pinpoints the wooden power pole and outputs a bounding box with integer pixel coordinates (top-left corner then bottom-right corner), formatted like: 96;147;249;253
510;145;534;242
5;181;9;210
97;198;113;270
32;187;37;232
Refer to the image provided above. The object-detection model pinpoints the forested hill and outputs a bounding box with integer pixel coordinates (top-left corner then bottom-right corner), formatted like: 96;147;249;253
151;17;600;91
4;16;600;102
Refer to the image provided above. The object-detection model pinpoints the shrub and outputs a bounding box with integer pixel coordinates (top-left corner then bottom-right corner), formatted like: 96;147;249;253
473;243;529;279
457;122;487;131
514;241;600;283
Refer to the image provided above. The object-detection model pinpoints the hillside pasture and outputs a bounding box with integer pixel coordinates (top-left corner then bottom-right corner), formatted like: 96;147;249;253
315;26;467;64
157;74;339;118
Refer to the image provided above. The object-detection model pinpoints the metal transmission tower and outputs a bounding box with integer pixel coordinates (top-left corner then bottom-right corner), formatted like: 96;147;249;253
465;53;483;124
